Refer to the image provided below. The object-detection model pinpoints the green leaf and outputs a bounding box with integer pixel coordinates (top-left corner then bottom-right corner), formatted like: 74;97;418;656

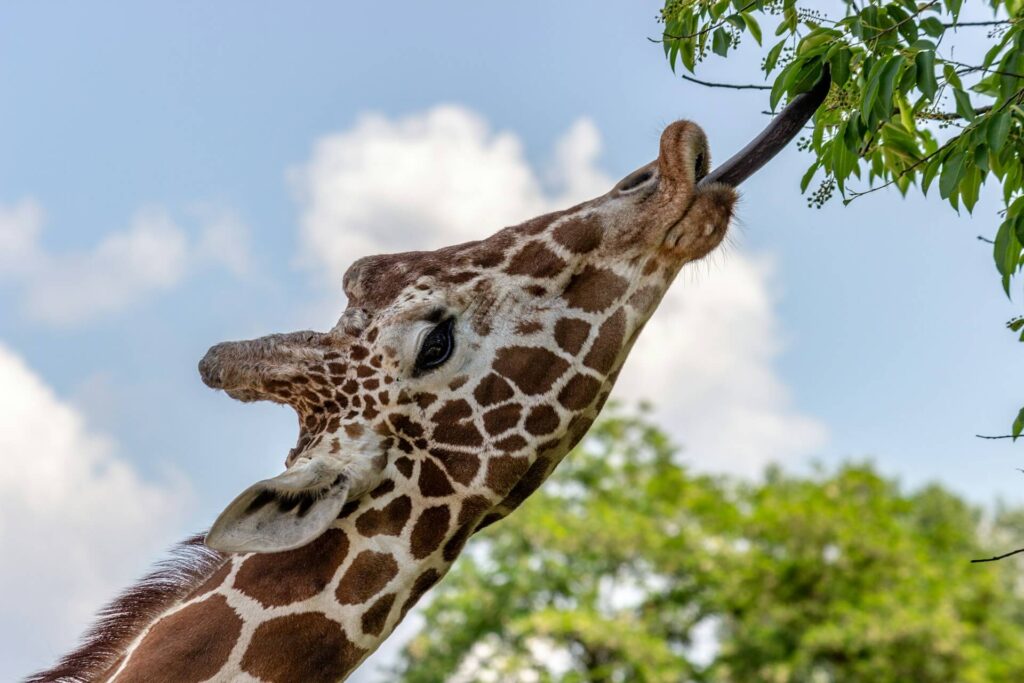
960;164;980;212
861;59;885;124
939;149;966;200
743;12;762;45
920;17;944;37
876;55;905;118
764;39;785;75
1013;407;1024;440
830;46;852;88
944;63;963;90
921;156;941;194
770;61;798;110
993;217;1021;283
800;162;820;192
915;51;937;100
896;14;918;44
952;89;976;121
712;27;730;57
988;111;1012;150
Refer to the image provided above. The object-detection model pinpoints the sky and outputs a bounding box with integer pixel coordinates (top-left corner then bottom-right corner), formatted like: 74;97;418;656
1;2;1021;680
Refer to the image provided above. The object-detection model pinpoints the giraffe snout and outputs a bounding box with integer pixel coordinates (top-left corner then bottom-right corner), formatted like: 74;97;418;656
198;331;329;402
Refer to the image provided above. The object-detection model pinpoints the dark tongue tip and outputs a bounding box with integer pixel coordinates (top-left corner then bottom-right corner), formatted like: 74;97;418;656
698;66;832;189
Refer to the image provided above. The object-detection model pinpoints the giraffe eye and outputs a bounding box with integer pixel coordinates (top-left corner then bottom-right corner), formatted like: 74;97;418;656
415;317;455;372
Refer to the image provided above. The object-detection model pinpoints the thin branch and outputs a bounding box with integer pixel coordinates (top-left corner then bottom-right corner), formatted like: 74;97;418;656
680;74;771;90
944;20;1013;28
977;235;995;244
972;547;1024;563
844;144;948;201
975;433;1018;439
949;59;1024;80
919;105;994;121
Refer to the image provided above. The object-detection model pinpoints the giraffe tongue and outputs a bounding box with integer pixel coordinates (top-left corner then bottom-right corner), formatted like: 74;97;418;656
698;68;831;189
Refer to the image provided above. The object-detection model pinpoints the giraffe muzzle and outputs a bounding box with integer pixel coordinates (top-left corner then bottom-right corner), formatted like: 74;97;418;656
198;330;329;402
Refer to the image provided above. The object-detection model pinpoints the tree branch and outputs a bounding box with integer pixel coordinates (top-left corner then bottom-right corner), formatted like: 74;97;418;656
972;547;1024;563
944;20;1014;28
680;74;771;90
975;434;1018;439
919;105;994;121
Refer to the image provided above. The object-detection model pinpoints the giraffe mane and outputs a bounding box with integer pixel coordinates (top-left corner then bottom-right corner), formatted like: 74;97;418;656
25;533;227;683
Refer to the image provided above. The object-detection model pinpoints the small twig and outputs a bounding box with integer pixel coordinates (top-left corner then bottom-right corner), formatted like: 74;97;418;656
975;433;1017;439
943;20;1013;28
680;74;771;90
919;105;994;121
977;235;995;244
972;547;1024;563
949;59;1024;80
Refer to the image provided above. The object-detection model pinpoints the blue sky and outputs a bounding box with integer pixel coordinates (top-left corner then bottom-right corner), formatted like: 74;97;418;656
1;1;1021;679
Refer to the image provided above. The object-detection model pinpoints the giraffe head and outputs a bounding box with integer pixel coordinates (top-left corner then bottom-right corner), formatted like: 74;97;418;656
199;120;736;554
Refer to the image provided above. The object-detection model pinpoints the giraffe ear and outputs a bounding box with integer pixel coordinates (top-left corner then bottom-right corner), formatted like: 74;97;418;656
205;455;351;554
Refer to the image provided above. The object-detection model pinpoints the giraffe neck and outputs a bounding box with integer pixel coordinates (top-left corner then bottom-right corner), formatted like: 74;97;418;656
97;506;446;680
101;418;594;683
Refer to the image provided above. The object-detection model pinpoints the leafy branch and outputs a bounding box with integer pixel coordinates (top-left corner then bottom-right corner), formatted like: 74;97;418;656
659;0;1024;439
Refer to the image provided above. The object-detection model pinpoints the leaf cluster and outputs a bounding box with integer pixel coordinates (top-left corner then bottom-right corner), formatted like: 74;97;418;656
659;0;1024;436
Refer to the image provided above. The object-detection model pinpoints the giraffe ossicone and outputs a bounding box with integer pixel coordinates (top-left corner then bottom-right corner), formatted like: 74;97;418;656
33;120;737;683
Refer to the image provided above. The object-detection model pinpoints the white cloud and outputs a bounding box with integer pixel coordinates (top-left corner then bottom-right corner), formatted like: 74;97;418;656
291;104;826;473
0;199;252;325
0;342;189;678
290;106;609;287
616;254;828;472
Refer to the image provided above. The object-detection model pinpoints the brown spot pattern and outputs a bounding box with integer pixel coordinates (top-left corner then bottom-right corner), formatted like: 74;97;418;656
400;569;442;620
432;399;484;447
492;346;569;395
355;496;412;537
583;309;626;374
241;612;365;683
562;266;629;312
473;373;514;406
430;448;481;485
485;455;531;494
117;595;240;683
395;456;414;478
554;318;591;354
483;403;522;435
418;458;456;497
410;505;451;559
505;241;567;279
234;529;349;608
558;374;602;410
553;216;602;253
361;593;396;637
525;405;560;435
336;551;399;605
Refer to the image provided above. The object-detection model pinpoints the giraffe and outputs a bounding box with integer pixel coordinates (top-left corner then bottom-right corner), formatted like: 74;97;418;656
31;119;733;683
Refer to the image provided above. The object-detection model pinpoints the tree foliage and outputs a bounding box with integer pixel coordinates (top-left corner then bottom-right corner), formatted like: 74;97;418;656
396;408;1024;682
658;0;1024;436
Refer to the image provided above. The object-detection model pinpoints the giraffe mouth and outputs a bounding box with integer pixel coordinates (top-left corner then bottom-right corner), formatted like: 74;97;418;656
198;330;330;404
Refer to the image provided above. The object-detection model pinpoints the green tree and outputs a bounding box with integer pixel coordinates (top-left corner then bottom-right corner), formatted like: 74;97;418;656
395;408;1024;682
657;0;1024;437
